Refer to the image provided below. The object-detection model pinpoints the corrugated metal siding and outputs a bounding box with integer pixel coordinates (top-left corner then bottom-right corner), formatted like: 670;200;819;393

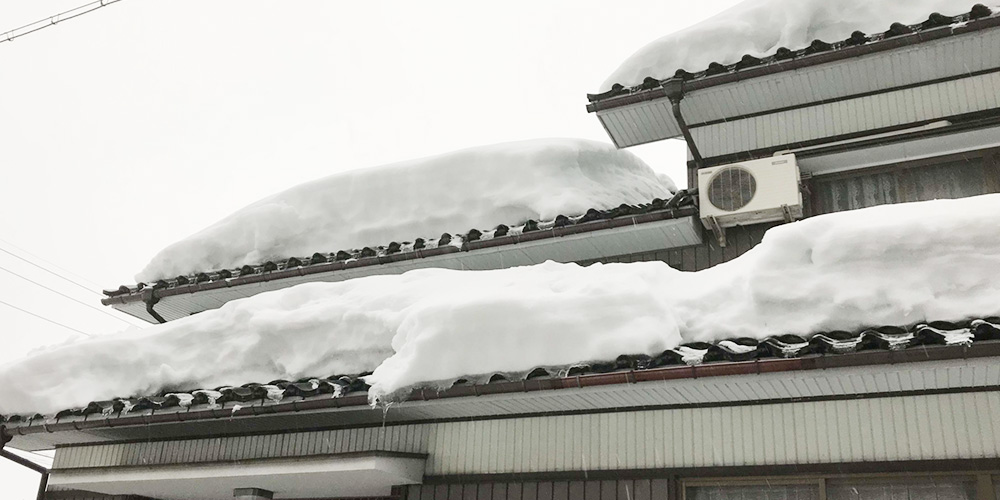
53;392;1000;476
690;71;1000;158
811;155;1000;214
409;479;671;500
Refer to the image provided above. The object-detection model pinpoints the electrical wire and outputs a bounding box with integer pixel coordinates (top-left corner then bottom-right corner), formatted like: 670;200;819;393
8;448;55;464
1;0;124;45
0;242;103;297
0;265;138;326
0;299;92;337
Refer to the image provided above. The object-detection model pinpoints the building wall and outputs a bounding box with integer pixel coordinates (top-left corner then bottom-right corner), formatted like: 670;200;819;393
584;222;776;272
52;391;1000;477
809;148;1000;214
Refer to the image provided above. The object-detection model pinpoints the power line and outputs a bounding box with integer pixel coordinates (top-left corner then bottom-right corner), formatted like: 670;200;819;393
0;242;103;297
8;448;54;464
0;299;92;337
0;265;138;327
1;0;124;45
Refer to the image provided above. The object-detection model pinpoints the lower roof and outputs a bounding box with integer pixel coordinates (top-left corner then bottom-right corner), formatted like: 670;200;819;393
4;319;999;451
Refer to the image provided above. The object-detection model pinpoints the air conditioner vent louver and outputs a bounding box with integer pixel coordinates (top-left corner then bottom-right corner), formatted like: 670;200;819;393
698;154;803;229
707;166;757;211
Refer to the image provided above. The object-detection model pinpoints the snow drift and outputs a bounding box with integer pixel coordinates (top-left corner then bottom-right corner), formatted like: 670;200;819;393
601;0;993;91
136;139;674;282
3;195;1000;414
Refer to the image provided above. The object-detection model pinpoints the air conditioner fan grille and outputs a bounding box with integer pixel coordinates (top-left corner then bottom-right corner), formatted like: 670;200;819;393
707;166;756;212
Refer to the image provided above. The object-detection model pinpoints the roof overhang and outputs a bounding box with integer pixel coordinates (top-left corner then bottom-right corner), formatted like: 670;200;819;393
48;451;425;500
104;210;701;323
587;17;1000;158
6;341;1000;451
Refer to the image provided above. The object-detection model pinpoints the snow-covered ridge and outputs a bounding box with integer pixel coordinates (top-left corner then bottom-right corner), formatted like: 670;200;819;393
135;139;675;282
600;0;994;91
4;195;1000;415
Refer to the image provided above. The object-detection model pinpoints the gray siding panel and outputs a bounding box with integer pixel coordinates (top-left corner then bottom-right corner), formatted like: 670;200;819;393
51;392;1000;478
812;155;996;214
691;70;1000;158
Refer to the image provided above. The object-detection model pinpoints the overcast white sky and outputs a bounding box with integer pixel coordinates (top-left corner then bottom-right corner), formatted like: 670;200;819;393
0;1;741;497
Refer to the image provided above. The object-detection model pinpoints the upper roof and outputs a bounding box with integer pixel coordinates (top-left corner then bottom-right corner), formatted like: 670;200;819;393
131;139;672;284
587;3;998;111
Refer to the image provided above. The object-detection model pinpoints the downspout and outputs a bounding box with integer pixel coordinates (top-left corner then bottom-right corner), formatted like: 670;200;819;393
662;77;705;169
141;288;167;324
1;426;50;500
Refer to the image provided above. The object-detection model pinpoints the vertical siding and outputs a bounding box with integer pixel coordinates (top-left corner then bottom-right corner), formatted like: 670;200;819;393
410;480;671;500
53;392;1000;477
811;155;997;214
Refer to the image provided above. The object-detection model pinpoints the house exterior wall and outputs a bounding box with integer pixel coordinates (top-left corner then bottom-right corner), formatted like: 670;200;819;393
583;222;775;272
809;147;1000;215
51;391;1000;477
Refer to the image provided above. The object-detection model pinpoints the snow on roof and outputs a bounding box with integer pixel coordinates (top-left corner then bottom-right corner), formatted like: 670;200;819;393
135;139;674;282
3;194;1000;415
599;0;992;92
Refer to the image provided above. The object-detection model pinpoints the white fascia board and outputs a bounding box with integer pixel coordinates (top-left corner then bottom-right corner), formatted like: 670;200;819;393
49;453;425;500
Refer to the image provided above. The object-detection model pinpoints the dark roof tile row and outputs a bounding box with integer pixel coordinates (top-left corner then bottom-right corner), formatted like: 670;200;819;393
3;318;997;427
102;191;697;301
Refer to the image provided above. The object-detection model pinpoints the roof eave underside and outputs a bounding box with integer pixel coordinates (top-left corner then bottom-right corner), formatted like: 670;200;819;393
590;15;1000;149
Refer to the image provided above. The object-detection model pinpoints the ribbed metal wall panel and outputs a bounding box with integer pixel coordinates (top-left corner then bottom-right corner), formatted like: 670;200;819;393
811;154;999;214
53;392;1000;476
690;71;1000;158
408;479;670;500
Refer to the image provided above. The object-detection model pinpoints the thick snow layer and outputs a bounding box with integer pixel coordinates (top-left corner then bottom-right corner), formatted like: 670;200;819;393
136;139;673;282
601;0;992;91
3;195;1000;414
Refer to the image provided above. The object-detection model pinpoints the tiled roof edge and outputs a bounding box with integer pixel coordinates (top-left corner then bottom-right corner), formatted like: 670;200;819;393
587;5;1000;111
101;192;698;305
4;318;998;435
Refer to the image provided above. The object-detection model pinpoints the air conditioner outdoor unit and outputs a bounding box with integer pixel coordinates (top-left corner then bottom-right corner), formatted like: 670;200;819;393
697;154;802;243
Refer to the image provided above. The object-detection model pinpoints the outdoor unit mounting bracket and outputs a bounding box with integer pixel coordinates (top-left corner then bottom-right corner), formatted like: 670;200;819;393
781;204;794;223
705;215;727;248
